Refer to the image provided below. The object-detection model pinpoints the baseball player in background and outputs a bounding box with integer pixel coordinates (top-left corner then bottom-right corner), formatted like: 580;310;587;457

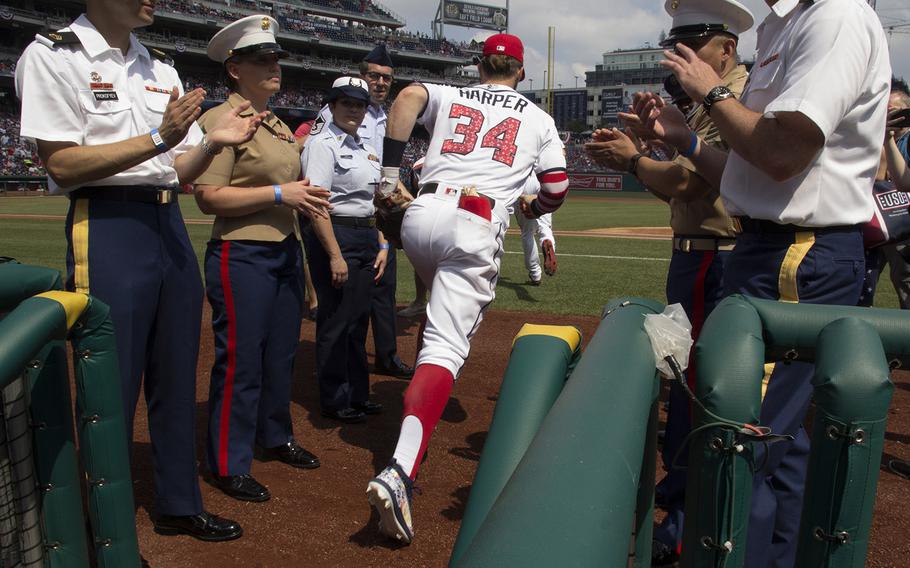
365;33;569;544
511;174;557;285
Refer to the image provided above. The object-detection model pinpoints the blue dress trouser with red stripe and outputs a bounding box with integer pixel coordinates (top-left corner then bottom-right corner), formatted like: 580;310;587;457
64;197;204;517
723;227;864;568
654;248;729;551
204;236;303;477
303;223;378;411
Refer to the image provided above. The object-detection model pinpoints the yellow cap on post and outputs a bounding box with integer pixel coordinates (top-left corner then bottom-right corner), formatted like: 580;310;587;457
35;291;89;331
512;324;582;352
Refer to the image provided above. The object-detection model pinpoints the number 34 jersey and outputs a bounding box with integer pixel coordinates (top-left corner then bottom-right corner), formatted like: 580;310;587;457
417;82;567;208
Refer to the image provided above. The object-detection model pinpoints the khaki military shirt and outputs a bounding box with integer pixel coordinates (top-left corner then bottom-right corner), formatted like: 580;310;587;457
196;93;302;241
668;64;748;238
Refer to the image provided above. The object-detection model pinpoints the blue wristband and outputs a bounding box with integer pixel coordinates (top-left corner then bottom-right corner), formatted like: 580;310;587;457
379;243;390;250
679;131;699;158
273;184;282;204
149;128;169;153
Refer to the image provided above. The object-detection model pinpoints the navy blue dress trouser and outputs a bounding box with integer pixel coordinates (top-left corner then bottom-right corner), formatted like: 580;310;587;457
371;247;400;368
723;227;864;568
204;236;302;477
304;223;378;411
654;248;729;551
65;197;204;517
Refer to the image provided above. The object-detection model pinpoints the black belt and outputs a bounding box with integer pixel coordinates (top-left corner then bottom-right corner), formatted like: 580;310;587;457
672;235;737;252
419;183;495;209
70;185;178;205
734;217;859;235
331;215;376;228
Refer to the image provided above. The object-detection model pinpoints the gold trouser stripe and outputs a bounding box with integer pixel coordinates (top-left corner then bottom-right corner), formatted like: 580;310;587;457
34;291;89;331
71;199;90;294
764;231;814;401
777;231;815;303
761;362;776;402
512;323;582;352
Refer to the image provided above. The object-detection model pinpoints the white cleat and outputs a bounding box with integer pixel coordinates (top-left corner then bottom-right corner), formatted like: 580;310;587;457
366;460;414;544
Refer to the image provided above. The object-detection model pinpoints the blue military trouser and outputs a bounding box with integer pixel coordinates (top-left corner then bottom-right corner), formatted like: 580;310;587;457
371;247;400;368
723;226;864;568
304;222;378;411
65;196;204;517
655;248;730;551
204;236;302;477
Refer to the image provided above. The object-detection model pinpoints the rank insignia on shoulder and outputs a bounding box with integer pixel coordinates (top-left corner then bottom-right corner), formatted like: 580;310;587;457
36;30;81;48
146;46;174;66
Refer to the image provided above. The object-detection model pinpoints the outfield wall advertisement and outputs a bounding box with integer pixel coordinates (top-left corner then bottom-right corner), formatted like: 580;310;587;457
442;1;508;31
568;173;646;192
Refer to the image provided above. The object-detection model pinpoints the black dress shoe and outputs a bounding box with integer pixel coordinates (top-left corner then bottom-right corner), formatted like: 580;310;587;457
352;400;383;415
264;439;320;469
211;474;270;502
321;407;367;423
375;359;415;379
154;510;243;542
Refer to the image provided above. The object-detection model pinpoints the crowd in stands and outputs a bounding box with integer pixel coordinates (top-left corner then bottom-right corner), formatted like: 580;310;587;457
154;0;472;58
0;113;45;178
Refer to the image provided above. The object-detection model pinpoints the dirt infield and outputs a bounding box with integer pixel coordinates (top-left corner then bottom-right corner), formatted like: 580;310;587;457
129;305;910;567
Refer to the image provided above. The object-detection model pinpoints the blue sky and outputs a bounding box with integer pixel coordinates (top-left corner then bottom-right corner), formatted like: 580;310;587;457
381;0;910;89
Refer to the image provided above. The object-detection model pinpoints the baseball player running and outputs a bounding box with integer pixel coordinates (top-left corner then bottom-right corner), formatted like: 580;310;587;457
365;33;569;544
512;174;557;284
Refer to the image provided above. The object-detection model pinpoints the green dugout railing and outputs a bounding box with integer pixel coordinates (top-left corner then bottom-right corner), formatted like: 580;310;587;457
451;295;908;567
0;262;140;567
683;295;908;568
452;299;664;567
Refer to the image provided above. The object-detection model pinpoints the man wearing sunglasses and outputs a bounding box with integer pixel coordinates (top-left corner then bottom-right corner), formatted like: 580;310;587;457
586;1;752;565
310;44;415;382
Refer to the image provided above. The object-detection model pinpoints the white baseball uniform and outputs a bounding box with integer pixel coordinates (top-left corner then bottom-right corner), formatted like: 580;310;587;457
401;82;568;377
510;175;555;282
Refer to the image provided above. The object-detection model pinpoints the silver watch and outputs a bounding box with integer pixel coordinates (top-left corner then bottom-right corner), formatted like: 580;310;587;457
702;86;735;115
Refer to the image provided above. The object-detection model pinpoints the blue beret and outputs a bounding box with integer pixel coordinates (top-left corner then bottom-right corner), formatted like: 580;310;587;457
363;43;394;67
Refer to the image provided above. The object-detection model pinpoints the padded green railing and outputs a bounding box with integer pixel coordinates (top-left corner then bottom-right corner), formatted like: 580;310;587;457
682;295;908;568
453;298;663;567
0;261;141;568
449;324;582;566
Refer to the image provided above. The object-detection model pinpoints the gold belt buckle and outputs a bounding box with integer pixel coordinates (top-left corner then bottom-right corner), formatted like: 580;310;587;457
679;238;692;253
156;189;173;205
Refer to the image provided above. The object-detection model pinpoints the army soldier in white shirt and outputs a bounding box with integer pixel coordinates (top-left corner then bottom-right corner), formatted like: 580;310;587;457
630;0;891;566
16;0;266;543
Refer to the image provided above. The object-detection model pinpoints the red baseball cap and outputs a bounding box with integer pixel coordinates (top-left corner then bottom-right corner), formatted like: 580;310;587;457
482;33;523;64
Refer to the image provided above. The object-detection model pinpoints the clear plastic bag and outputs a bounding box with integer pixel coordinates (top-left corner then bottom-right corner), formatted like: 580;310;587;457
643;303;693;379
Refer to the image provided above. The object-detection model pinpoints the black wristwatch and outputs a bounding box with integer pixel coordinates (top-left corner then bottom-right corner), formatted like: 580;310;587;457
702;85;736;115
628;153;644;177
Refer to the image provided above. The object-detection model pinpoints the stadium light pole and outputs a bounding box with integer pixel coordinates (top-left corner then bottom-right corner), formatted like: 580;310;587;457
529;78;534;90
574;75;579;88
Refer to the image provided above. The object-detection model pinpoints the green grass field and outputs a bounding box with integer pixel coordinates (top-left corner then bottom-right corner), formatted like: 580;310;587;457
0;192;900;314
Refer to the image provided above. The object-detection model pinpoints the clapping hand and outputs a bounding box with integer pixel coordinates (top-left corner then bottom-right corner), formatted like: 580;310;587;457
620;93;692;151
206;100;269;148
585;128;639;171
158;87;206;148
280;178;332;219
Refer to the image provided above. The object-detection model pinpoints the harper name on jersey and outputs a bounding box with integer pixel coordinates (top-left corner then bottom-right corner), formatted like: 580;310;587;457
456;87;529;112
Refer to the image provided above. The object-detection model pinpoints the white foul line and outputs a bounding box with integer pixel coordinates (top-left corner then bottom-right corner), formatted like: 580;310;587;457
503;251;669;262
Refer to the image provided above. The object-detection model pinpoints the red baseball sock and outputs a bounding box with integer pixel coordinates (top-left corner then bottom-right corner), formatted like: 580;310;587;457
391;363;454;479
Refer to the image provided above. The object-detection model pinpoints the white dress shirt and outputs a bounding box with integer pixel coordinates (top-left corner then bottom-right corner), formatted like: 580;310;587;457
719;0;891;226
15;14;202;194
